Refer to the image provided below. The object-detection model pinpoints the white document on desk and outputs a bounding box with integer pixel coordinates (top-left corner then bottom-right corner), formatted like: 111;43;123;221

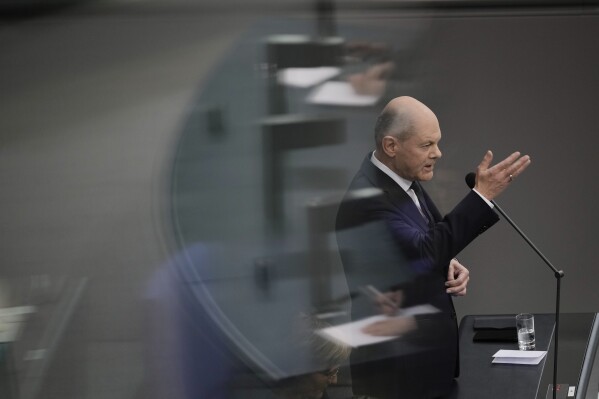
307;81;381;106
317;305;439;348
277;67;341;88
492;349;547;365
0;306;36;343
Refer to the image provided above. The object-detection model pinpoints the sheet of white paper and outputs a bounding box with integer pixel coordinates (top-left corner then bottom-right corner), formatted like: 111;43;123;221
0;306;36;343
277;67;341;88
492;349;547;365
0;305;36;321
307;81;380;107
317;305;440;348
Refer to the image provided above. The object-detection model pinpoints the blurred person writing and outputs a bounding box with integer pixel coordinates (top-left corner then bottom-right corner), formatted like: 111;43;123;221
272;315;378;399
336;96;530;398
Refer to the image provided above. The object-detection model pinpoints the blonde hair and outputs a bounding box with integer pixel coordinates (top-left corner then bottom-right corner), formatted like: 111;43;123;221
301;314;351;369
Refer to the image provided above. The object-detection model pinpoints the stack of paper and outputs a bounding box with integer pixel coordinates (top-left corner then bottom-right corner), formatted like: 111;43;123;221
307;81;381;107
492;349;547;365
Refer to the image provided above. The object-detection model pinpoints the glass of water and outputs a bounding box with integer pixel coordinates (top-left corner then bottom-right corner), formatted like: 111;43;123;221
516;313;536;350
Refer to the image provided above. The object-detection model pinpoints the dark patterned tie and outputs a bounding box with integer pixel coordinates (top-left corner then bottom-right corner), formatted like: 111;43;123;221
410;181;434;226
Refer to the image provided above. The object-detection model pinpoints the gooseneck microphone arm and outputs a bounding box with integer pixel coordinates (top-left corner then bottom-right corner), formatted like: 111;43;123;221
465;173;563;277
465;172;564;399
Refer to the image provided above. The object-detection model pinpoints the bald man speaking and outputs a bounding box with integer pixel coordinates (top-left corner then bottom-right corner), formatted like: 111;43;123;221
335;97;530;399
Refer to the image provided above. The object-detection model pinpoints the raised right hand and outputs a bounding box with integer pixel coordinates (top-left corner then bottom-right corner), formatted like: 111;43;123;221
474;150;531;201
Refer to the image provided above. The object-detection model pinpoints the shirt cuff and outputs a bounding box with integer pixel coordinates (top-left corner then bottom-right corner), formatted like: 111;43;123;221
473;188;494;209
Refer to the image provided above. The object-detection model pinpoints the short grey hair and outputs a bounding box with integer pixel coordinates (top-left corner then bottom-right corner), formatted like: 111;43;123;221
374;106;414;149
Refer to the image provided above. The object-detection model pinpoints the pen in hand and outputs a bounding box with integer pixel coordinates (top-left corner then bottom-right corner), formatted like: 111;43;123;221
360;285;400;316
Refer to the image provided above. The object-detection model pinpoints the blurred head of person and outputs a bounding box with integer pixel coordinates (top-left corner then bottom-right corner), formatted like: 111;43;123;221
273;314;350;399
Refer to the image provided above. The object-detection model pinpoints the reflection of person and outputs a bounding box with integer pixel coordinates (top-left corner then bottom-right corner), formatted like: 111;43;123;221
345;40;416;102
348;61;395;97
345;41;395;99
335;96;531;398
273;315;377;399
274;362;343;399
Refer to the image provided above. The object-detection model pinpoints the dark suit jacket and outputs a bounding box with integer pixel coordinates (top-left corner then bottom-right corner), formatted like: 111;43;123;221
335;154;499;399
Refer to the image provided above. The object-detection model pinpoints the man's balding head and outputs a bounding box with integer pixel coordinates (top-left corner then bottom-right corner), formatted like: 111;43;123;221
374;96;438;150
373;96;442;181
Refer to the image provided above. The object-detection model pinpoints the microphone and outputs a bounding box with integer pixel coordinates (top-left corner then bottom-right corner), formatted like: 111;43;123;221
465;172;564;399
465;172;476;190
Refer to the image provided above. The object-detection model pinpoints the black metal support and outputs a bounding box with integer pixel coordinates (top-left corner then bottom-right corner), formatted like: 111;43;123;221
491;200;564;399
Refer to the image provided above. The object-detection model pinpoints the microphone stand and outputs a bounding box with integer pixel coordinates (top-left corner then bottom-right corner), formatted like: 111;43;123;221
491;199;564;399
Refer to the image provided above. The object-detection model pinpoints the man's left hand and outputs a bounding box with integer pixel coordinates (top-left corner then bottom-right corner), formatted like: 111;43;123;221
446;258;469;296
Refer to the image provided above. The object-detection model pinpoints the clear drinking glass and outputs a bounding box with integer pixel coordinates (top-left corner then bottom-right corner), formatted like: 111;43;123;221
516;313;535;350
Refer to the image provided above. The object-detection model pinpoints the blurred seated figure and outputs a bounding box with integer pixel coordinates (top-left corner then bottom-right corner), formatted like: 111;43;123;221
272;314;379;399
143;244;379;399
142;243;239;399
348;62;396;98
345;41;396;98
272;365;342;399
344;38;425;103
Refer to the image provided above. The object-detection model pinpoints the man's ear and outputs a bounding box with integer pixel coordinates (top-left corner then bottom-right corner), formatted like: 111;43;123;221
381;135;398;157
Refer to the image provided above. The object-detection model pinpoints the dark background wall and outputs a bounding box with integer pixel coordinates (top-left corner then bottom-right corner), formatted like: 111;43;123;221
422;12;599;317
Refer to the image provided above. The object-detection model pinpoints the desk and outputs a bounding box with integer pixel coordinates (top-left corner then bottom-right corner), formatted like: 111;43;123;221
457;314;554;398
457;313;599;399
0;277;87;399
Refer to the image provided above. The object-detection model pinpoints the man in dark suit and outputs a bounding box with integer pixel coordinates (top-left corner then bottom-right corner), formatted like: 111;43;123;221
335;96;531;398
